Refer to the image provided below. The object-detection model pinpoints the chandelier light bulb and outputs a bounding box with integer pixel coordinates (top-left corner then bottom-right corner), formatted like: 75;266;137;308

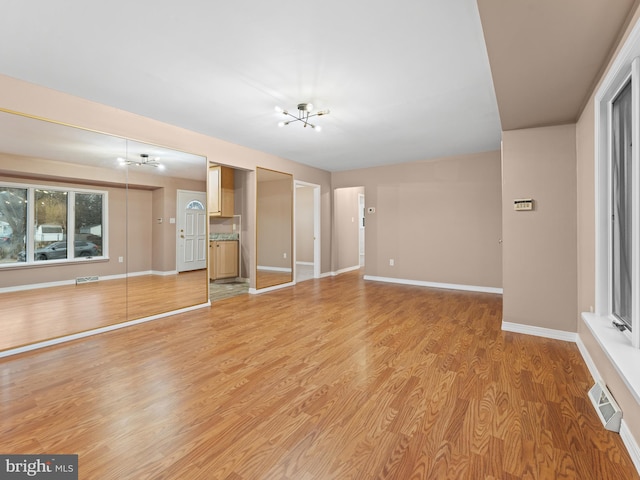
276;101;329;131
117;153;162;168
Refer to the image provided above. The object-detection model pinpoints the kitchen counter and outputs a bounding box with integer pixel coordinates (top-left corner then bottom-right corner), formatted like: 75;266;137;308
209;233;239;241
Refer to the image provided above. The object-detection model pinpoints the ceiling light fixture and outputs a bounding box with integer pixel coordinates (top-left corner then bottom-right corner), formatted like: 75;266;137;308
276;103;330;131
118;153;164;169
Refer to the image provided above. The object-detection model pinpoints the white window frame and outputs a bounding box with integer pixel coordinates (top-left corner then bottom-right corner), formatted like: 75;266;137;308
587;16;640;404
0;181;108;267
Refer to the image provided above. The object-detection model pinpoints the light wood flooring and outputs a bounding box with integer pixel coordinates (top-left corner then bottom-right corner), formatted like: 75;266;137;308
0;270;208;352
0;271;637;479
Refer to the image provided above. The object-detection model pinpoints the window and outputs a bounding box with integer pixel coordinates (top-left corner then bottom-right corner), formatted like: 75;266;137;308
611;81;633;330
0;187;27;264
590;18;640;403
595;49;640;349
75;193;104;255
186;200;205;210
35;189;68;260
0;182;106;266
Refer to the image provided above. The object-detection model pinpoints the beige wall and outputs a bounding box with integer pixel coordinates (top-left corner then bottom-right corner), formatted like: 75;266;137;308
501;124;578;332
332;151;502;288
257;176;293;270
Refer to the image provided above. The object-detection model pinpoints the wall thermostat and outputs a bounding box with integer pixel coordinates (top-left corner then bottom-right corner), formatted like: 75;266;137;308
514;198;533;211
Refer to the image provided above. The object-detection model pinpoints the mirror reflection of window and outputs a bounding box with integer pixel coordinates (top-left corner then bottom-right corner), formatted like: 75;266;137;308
0;187;27;264
34;189;67;260
75;193;103;256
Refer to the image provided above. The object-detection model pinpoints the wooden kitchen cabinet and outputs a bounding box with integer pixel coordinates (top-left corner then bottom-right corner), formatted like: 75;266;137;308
208;165;234;217
209;240;239;280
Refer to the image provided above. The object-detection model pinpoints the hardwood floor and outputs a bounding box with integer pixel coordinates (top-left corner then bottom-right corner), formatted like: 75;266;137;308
256;270;293;289
0;271;637;479
0;270;208;352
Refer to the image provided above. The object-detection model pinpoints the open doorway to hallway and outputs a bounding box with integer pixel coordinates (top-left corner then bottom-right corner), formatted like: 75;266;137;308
359;192;365;267
334;186;365;274
295;181;320;283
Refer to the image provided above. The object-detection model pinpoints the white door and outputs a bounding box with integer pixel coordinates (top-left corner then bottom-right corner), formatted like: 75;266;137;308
177;190;207;272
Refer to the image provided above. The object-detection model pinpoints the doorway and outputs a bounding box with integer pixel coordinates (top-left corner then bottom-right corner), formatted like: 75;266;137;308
359;192;365;267
295;181;320;282
333;186;364;273
176;190;207;272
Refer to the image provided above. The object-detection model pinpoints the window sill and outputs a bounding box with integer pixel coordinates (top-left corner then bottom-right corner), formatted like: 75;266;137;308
582;312;640;404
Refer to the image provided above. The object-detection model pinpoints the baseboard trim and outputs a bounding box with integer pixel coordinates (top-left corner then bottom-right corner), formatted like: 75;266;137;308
249;281;295;295
364;275;503;295
0;301;211;359
333;265;362;276
621;420;640;475
257;266;293;273
0;279;75;293
0;270;179;293
501;321;577;342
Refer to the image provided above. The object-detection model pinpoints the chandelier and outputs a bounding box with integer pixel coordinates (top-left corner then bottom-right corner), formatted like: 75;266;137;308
118;154;163;168
275;103;330;131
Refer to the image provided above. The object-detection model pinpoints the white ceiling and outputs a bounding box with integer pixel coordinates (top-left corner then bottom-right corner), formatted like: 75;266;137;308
0;110;207;181
0;0;502;172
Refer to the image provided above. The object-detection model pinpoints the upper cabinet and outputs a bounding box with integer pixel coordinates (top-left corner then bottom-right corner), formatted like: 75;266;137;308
208;165;234;217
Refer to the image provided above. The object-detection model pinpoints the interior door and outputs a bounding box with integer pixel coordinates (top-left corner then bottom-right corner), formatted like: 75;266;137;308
177;190;207;272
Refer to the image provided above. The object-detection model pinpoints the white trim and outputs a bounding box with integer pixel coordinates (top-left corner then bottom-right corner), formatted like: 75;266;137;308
334;265;362;276
0;301;210;359
632;58;640;348
583;312;640;404
0;279;75;294
151;270;178;276
621;420;640;475
0;270;177;293
501;321;577;342
296;261;314;266
257;265;292;273
364;275;503;294
249;281;294;295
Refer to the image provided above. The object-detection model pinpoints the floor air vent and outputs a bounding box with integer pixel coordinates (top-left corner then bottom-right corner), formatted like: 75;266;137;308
76;275;99;284
588;381;622;432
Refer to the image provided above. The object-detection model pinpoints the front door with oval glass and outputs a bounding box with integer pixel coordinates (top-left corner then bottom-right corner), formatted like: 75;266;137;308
177;190;207;272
